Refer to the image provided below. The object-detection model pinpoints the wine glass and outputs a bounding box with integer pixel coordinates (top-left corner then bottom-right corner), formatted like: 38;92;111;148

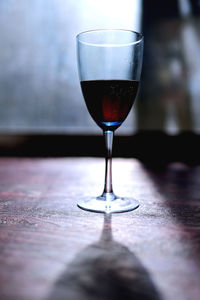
76;29;143;213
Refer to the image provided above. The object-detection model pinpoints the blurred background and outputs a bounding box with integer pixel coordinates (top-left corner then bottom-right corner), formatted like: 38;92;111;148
140;0;200;134
0;0;200;161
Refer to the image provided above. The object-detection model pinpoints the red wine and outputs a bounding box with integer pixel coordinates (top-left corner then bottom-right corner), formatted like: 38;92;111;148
81;80;139;131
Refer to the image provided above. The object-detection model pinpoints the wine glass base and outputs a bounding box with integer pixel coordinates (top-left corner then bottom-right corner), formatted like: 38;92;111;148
77;195;139;213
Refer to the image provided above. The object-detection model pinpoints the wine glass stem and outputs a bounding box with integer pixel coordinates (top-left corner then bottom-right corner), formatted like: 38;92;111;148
103;130;114;196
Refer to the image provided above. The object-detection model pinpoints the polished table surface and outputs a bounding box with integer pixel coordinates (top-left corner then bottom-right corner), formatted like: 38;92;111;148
0;158;200;300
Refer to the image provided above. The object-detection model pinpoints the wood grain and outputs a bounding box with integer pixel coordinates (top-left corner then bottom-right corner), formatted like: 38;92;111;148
0;158;200;300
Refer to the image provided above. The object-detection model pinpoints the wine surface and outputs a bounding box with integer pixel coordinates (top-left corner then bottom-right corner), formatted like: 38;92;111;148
81;80;139;131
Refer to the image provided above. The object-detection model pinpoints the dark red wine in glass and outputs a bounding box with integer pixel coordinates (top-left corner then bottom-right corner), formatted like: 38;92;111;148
81;80;139;131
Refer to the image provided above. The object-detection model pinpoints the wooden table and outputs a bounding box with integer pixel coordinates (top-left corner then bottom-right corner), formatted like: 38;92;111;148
0;158;200;300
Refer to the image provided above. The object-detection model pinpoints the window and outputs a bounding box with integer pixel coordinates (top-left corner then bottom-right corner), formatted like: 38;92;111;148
0;0;141;135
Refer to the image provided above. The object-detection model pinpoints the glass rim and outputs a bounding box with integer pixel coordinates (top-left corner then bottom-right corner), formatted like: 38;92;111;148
76;29;143;47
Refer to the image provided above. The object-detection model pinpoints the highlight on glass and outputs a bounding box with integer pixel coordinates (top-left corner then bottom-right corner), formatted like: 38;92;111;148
76;29;143;213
